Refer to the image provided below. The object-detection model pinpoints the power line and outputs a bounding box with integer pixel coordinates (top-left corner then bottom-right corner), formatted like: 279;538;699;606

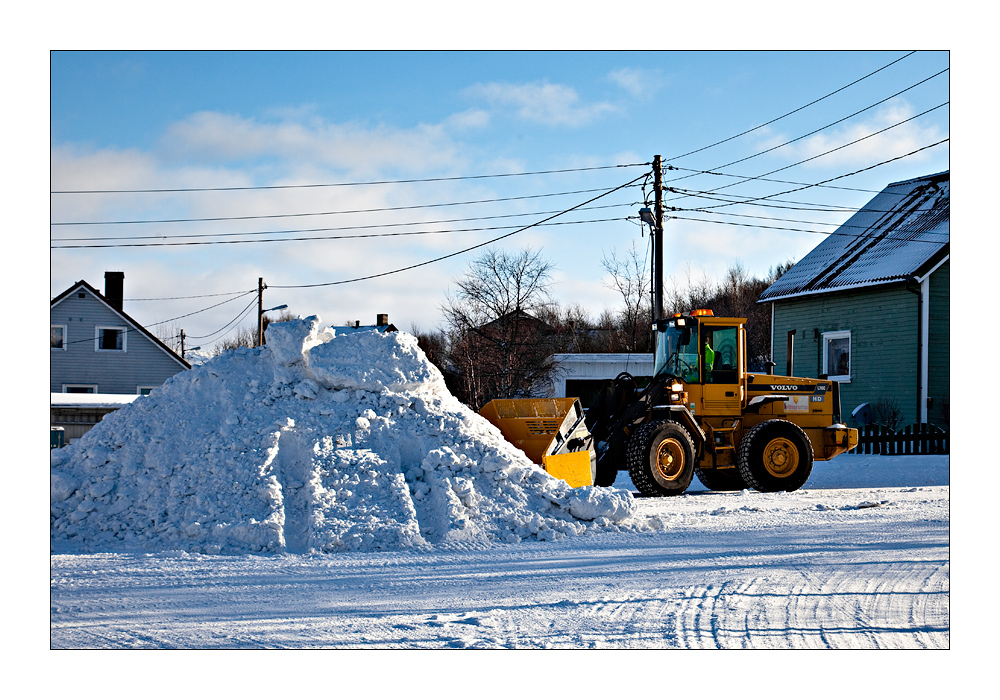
666;51;917;161
663;211;948;245
675;206;948;236
50;162;649;195
667;100;948;202
51;186;638;226
145;289;258;327
668;189;941;216
52;201;635;243
182;296;261;341
269;172;648;290
50;215;629;249
681;138;949;211
666;68;948;191
125;289;256;301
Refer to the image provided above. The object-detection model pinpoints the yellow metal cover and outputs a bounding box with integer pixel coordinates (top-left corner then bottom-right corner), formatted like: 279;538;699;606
542;451;594;488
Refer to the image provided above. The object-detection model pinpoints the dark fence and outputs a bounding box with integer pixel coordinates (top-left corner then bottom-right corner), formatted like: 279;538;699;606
852;423;949;455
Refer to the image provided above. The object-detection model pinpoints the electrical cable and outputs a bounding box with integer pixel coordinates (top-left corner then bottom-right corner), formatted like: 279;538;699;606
50;216;628;249
665;69;948;192
124;289;256;301
269;172;648;290
665;52;917;161
660;212;948;244
667;187;942;215
51;186;638;226
667;100;948;203
674;138;949;212
145;289;258;327
51;162;649;195
182;296;261;341
52;201;636;243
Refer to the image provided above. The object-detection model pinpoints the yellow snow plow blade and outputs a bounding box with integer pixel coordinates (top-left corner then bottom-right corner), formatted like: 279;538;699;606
479;398;596;487
542;451;594;488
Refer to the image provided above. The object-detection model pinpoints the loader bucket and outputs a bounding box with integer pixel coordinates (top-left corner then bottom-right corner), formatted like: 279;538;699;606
479;398;596;487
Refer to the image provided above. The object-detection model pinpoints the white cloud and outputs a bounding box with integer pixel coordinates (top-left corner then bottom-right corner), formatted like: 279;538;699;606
158;111;467;177
464;81;619;127
607;67;665;99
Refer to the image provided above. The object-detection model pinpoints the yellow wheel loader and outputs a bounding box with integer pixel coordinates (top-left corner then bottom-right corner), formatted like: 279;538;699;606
480;156;856;495
584;309;858;495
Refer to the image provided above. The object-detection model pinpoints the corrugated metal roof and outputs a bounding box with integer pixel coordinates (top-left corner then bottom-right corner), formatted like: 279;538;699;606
759;171;949;302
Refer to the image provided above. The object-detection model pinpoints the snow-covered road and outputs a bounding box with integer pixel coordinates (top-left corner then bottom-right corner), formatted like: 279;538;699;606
50;455;949;650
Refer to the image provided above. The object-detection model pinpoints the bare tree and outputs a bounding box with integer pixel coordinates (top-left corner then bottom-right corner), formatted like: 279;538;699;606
441;247;561;409
601;241;653;352
153;322;183;354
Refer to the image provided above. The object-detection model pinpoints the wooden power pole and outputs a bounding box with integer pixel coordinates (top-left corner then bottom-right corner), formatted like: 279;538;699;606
652;155;664;322
257;277;265;347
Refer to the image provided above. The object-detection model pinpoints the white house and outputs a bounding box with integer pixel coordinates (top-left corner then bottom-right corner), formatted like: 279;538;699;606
51;272;191;443
548;353;655;407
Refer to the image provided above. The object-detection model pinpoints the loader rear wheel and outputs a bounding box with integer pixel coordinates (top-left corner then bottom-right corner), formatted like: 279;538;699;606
627;420;695;497
695;466;748;492
737;420;813;492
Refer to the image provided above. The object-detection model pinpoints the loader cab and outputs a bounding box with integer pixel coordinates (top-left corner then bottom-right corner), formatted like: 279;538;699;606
653;311;747;417
654;311;745;382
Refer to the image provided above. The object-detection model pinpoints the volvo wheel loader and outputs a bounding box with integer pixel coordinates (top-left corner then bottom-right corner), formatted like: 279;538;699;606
585;309;858;495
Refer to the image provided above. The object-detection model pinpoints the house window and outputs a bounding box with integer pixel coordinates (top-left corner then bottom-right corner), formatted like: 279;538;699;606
51;325;67;350
95;326;127;352
137;386;156;395
63;385;97;393
822;330;851;382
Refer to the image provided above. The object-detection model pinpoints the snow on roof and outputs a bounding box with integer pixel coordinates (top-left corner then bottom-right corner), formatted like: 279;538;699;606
328;324;395;335
759;171;949;303
51;393;141;409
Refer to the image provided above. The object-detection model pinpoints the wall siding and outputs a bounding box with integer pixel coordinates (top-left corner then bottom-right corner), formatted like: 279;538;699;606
51;288;187;394
771;285;921;427
926;260;950;426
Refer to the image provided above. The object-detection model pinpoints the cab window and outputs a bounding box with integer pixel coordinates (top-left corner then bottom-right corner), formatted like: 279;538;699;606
702;326;738;383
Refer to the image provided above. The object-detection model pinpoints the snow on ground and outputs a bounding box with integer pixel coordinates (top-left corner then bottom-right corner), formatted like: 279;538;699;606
51;456;950;652
48;319;951;660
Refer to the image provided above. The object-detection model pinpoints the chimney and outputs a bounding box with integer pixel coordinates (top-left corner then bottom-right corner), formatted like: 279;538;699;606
105;271;124;311
354;320;360;328
376;313;389;326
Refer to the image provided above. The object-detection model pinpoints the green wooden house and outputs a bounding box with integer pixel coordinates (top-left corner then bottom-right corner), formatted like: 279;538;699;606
758;171;949;428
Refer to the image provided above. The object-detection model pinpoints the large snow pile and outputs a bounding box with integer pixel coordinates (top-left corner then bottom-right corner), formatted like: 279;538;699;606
51;317;635;554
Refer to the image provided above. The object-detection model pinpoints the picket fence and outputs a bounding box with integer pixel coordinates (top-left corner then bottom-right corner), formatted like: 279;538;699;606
852;423;949;455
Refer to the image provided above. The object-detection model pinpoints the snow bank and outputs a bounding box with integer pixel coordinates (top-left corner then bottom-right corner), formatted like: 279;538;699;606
50;317;635;554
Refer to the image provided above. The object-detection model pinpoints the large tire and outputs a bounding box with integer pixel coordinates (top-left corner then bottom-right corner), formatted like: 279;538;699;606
737;420;814;492
695;466;748;492
627;420;696;497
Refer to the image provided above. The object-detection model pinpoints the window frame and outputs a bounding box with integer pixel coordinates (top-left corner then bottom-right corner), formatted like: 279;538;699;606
62;384;98;393
822;330;852;383
95;326;128;352
137;386;156;396
51;324;67;351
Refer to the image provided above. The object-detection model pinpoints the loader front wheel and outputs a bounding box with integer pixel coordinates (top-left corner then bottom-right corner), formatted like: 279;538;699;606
627;420;695;497
737;420;813;492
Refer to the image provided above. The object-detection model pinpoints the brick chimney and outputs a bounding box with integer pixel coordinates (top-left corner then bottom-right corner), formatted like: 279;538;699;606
376;313;389;326
105;271;124;311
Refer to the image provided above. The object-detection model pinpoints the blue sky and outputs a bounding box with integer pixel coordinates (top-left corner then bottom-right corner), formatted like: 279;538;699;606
49;50;950;348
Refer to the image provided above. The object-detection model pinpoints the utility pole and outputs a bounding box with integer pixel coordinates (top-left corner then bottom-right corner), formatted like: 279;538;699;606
652;155;664;322
257;277;265;347
180;329;186;358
